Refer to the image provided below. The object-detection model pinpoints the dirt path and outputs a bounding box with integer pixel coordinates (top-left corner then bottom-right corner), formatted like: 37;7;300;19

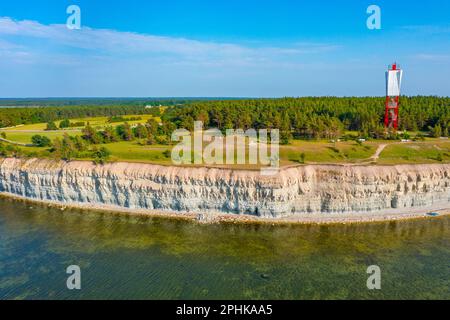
0;137;34;147
371;144;387;160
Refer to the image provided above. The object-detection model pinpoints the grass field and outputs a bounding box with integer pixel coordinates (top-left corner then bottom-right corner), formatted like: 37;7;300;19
99;141;173;164
280;140;378;164
378;140;450;164
1;115;450;166
1;130;81;143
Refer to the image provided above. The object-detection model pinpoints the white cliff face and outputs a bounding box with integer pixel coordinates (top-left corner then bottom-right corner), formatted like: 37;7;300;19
0;158;449;218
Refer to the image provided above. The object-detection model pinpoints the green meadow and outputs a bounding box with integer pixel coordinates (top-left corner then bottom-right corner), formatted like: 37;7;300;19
378;140;450;164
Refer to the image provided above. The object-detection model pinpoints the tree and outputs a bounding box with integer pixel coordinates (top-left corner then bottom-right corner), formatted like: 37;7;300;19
0;142;6;156
61;134;78;160
146;118;160;136
299;152;306;164
116;122;133;141
101;126;119;143
31;135;51;147
134;124;148;139
160;120;176;136
45;121;58;131
0;142;20;157
50;138;63;159
59;119;71;129
82;123;101;144
146;135;156;145
280;112;292;145
73;135;88;152
180;115;195;131
92;147;111;164
51;134;78;161
429;125;442;138
156;135;170;145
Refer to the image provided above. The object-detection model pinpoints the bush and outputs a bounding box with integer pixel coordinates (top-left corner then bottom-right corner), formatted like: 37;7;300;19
0;142;21;157
70;121;85;128
401;131;410;140
92;147;111;164
31;135;52;147
429;125;442;138
45;121;58;131
59;119;70;129
299;152;306;164
156;135;170;145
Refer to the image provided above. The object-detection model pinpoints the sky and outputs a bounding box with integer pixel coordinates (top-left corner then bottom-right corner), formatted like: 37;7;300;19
0;0;449;97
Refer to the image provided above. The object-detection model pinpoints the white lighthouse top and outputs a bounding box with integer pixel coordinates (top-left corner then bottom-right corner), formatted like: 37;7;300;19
386;63;403;97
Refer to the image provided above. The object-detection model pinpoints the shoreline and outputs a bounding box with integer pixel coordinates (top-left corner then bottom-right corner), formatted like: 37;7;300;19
1;192;448;226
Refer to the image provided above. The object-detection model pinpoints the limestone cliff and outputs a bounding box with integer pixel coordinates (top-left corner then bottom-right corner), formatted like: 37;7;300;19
0;158;449;218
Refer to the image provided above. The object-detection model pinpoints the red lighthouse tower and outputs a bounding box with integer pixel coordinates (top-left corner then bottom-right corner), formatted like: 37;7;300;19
384;63;403;130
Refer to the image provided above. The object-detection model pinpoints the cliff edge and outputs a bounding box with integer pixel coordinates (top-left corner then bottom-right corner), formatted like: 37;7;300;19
0;158;449;219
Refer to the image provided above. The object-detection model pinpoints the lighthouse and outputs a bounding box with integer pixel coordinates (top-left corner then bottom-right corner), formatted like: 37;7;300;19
384;63;403;130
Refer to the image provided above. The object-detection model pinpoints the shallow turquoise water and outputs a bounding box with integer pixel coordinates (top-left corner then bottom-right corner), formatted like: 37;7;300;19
0;196;448;300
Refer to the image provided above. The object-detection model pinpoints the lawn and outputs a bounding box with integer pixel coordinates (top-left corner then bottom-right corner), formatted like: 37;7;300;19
378;140;450;164
9;137;450;166
0;130;81;143
280;140;379;164
99;141;173;164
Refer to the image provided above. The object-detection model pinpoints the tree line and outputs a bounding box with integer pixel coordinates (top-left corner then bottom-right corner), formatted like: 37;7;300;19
1;96;449;143
163;96;450;142
0;105;162;128
80;119;175;146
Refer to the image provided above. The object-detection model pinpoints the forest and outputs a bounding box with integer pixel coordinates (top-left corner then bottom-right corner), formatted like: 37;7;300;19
162;96;450;142
1;97;449;143
0;105;162;128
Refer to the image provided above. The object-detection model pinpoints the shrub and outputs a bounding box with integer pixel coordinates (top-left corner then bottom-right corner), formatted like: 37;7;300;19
31;135;52;147
45;121;58;131
59;119;71;129
299;152;306;164
92;147;111;164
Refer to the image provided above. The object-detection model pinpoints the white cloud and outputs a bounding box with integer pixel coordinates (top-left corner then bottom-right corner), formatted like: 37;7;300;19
413;53;450;62
0;17;339;66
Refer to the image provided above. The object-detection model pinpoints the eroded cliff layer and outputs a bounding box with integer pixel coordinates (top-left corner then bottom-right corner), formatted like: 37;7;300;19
0;158;449;218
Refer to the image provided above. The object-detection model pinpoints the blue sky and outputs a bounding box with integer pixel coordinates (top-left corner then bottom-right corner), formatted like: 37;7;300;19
0;0;449;97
